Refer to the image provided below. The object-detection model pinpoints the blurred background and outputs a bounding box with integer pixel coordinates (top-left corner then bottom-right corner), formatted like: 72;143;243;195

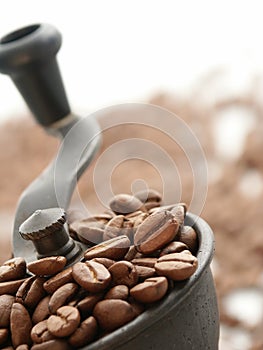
0;1;263;349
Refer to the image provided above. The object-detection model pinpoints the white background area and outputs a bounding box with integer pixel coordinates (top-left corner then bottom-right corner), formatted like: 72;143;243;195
0;0;263;121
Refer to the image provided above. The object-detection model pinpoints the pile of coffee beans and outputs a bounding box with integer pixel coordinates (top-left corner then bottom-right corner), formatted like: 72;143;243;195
0;190;198;349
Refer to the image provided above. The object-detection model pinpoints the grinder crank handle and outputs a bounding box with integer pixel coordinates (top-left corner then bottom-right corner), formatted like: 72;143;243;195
0;23;101;263
0;23;70;126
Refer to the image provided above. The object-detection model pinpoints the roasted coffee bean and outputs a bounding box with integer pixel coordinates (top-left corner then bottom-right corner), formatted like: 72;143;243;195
0;328;8;345
31;339;71;350
109;261;138;287
134;189;162;204
76;293;104;317
124;245;140;261
92;213;115;222
104;285;129;300
133;212;149;228
172;202;187;215
159;241;188;256
0;279;27;296
144;201;161;210
31;320;54;344
67;288;89;307
135;265;156;280
16;276;46;309
149;203;187;216
129;300;145;316
32;295;51;324
68;316;98;348
170;204;185;226
155;251;198;281
72;213;112;227
93;299;137;331
48;282;79;314
125;211;149;230
43;267;73;294
0;258;26;282
148;207;162;215
72;218;105;245
47;306;80;338
72;261;111;293
103;215;134;242
91;257;116;268
16;344;29;350
0;294;15;327
109;194;145;214
103;215;124;241
10;302;32;348
134;211;179;254
84;235;130;260
130;276;168;303
27;256;67;276
131;257;158;268
125;210;145;220
176;225;198;254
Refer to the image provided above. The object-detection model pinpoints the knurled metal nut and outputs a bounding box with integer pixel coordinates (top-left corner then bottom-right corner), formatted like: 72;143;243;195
19;208;66;241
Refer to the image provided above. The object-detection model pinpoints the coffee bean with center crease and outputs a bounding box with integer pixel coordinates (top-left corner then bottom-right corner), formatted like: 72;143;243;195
16;276;46;309
130;276;168;303
72;261;111;293
48;282;79;314
27;256;67;276
134;211;179;254
103;215;134;242
47;306;80;338
84;235;130;260
109;261;138;287
0;294;15;327
10;302;32;348
31;320;54;344
93;299;137;331
155;251;198;281
0;258;26;282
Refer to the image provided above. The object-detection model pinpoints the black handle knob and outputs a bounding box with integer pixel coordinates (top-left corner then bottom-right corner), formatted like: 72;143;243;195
0;23;70;126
